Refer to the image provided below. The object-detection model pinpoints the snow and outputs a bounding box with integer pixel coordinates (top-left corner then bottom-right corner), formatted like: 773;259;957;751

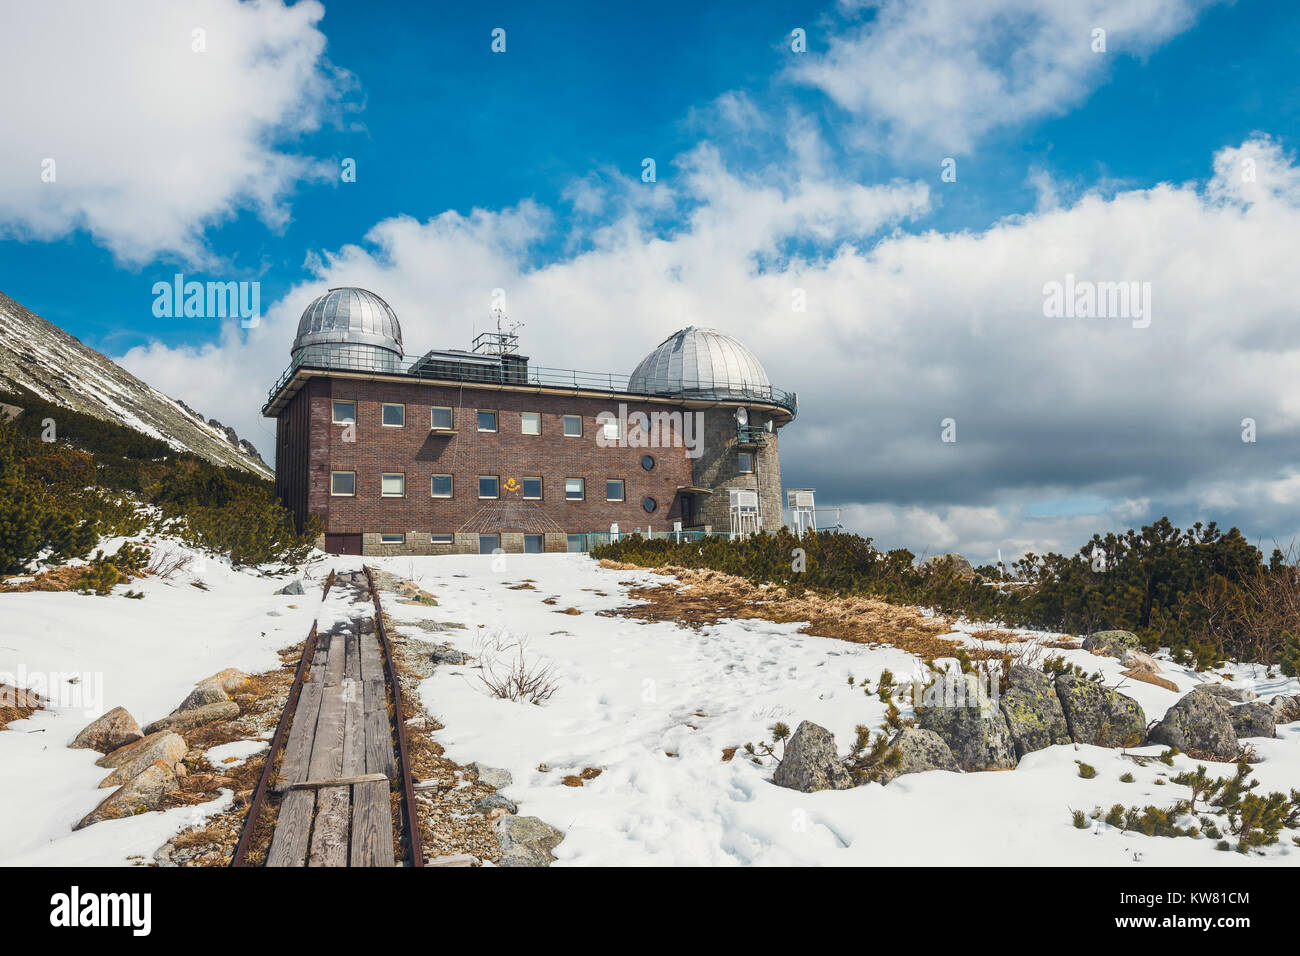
367;552;1300;867
204;739;268;769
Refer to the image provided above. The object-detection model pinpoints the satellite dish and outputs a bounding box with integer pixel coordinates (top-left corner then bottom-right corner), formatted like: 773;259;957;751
735;407;748;425
764;419;774;433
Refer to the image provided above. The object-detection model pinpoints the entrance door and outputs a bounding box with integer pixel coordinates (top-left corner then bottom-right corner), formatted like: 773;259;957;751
324;533;362;555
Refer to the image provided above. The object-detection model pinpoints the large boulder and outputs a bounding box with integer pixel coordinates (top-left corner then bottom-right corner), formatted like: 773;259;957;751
1054;674;1146;748
1229;701;1276;739
143;700;239;735
999;665;1071;758
1121;648;1162;672
918;679;1017;771
1081;630;1141;658
276;579;305;595
96;731;179;769
74;760;178;830
1146;687;1240;760
471;763;513;790
69;706;142;754
193;668;250;694
1204;684;1256;704
494;815;564;867
879;728;960;784
772;720;852;792
1269;694;1300;725
98;732;186;788
172;682;228;714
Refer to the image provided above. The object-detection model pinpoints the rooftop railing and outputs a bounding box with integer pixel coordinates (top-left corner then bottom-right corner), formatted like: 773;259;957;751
264;347;798;417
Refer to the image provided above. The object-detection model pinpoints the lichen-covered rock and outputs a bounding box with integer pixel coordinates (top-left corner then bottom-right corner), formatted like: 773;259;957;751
430;644;464;665
143;700;239;735
918;680;1017;771
95;730;178;769
1146;687;1239;759
172;682;228;715
1229;701;1276;739
98;732;186;788
1204;684;1256;703
69;706;142;754
1054;674;1146;748
471;762;513;790
1269;694;1300;724
772;720;852;791
494;815;564;867
879;728;960;783
1081;630;1142;658
999;665;1071;758
193;668;250;694
74;760;178;830
474;793;517;815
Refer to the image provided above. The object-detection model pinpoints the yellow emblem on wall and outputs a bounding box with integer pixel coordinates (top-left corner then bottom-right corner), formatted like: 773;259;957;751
504;477;520;493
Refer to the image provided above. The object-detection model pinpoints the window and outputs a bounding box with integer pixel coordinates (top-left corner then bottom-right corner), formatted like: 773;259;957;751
382;403;405;427
642;496;658;514
478;475;500;499
477;410;498;432
563;414;582;437
380;532;405;545
605;479;625;501
738;452;754;473
524;534;543;553
600;415;621;441
332;400;355;424
330;471;355;496
431;406;453;430
431;475;453;498
522;476;542;500
431;533;454;545
566;534;585;553
478;534;499;554
521;411;541;435
565;478;585;500
381;473;406;497
641;454;655;471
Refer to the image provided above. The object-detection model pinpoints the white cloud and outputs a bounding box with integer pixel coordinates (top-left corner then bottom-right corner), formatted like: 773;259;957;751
790;0;1217;155
0;0;349;264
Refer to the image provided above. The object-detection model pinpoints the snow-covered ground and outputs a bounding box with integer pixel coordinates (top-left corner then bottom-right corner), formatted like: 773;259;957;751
2;543;1297;866
371;552;1300;867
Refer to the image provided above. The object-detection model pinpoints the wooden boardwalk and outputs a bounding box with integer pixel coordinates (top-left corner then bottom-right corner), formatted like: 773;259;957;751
266;592;398;867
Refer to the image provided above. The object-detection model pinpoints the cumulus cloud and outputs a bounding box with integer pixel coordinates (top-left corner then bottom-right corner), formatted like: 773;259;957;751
0;0;350;264
789;0;1218;155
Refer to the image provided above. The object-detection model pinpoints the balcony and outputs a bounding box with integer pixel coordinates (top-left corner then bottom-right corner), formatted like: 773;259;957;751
735;423;769;445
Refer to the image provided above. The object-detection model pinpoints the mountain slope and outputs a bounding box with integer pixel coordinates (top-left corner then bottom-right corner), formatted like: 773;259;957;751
0;290;271;478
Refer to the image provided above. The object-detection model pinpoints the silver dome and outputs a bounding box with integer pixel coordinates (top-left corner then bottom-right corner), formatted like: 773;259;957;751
628;326;772;398
291;287;404;370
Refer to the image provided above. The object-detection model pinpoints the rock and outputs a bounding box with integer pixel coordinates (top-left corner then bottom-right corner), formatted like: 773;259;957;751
143;700;239;735
95;730;177;769
999;665;1071;758
474;793;517;815
1147;687;1240;760
1121;665;1179;692
1054;674;1146;748
1081;630;1142;658
879;728;960;783
430;644;464;665
494;815;564;867
918;677;1017;771
276;579;305;595
172;682;228;714
1229;701;1276;739
1121;648;1162;672
98;732;186;788
194;668;250;694
70;706;143;754
471;762;512;789
771;720;852;791
1204;684;1256;703
74;760;177;830
920;553;975;579
1269;694;1300;724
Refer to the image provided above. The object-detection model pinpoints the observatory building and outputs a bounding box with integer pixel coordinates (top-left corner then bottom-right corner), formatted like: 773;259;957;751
263;287;798;554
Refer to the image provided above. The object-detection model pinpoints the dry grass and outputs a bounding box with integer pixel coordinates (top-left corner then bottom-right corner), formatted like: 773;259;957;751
0;565;85;593
1122;666;1179;692
602;566;960;658
0;684;44;728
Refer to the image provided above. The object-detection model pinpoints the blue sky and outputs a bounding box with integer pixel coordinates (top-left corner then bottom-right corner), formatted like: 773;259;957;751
2;0;1300;560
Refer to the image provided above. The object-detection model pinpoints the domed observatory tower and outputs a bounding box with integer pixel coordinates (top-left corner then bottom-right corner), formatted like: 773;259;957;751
628;327;792;536
291;287;404;373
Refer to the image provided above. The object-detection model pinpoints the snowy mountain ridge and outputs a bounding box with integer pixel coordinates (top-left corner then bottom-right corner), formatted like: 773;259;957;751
0;290;271;478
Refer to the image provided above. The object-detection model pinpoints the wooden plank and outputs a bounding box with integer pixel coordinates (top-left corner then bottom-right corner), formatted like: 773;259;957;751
341;680;366;777
274;682;323;792
364;708;396;778
359;633;384;683
350;779;395;867
307;689;346;781
321;630;346;687
266;790;314;867
344;632;361;683
308;785;350;867
289;772;386;791
363;678;386;717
